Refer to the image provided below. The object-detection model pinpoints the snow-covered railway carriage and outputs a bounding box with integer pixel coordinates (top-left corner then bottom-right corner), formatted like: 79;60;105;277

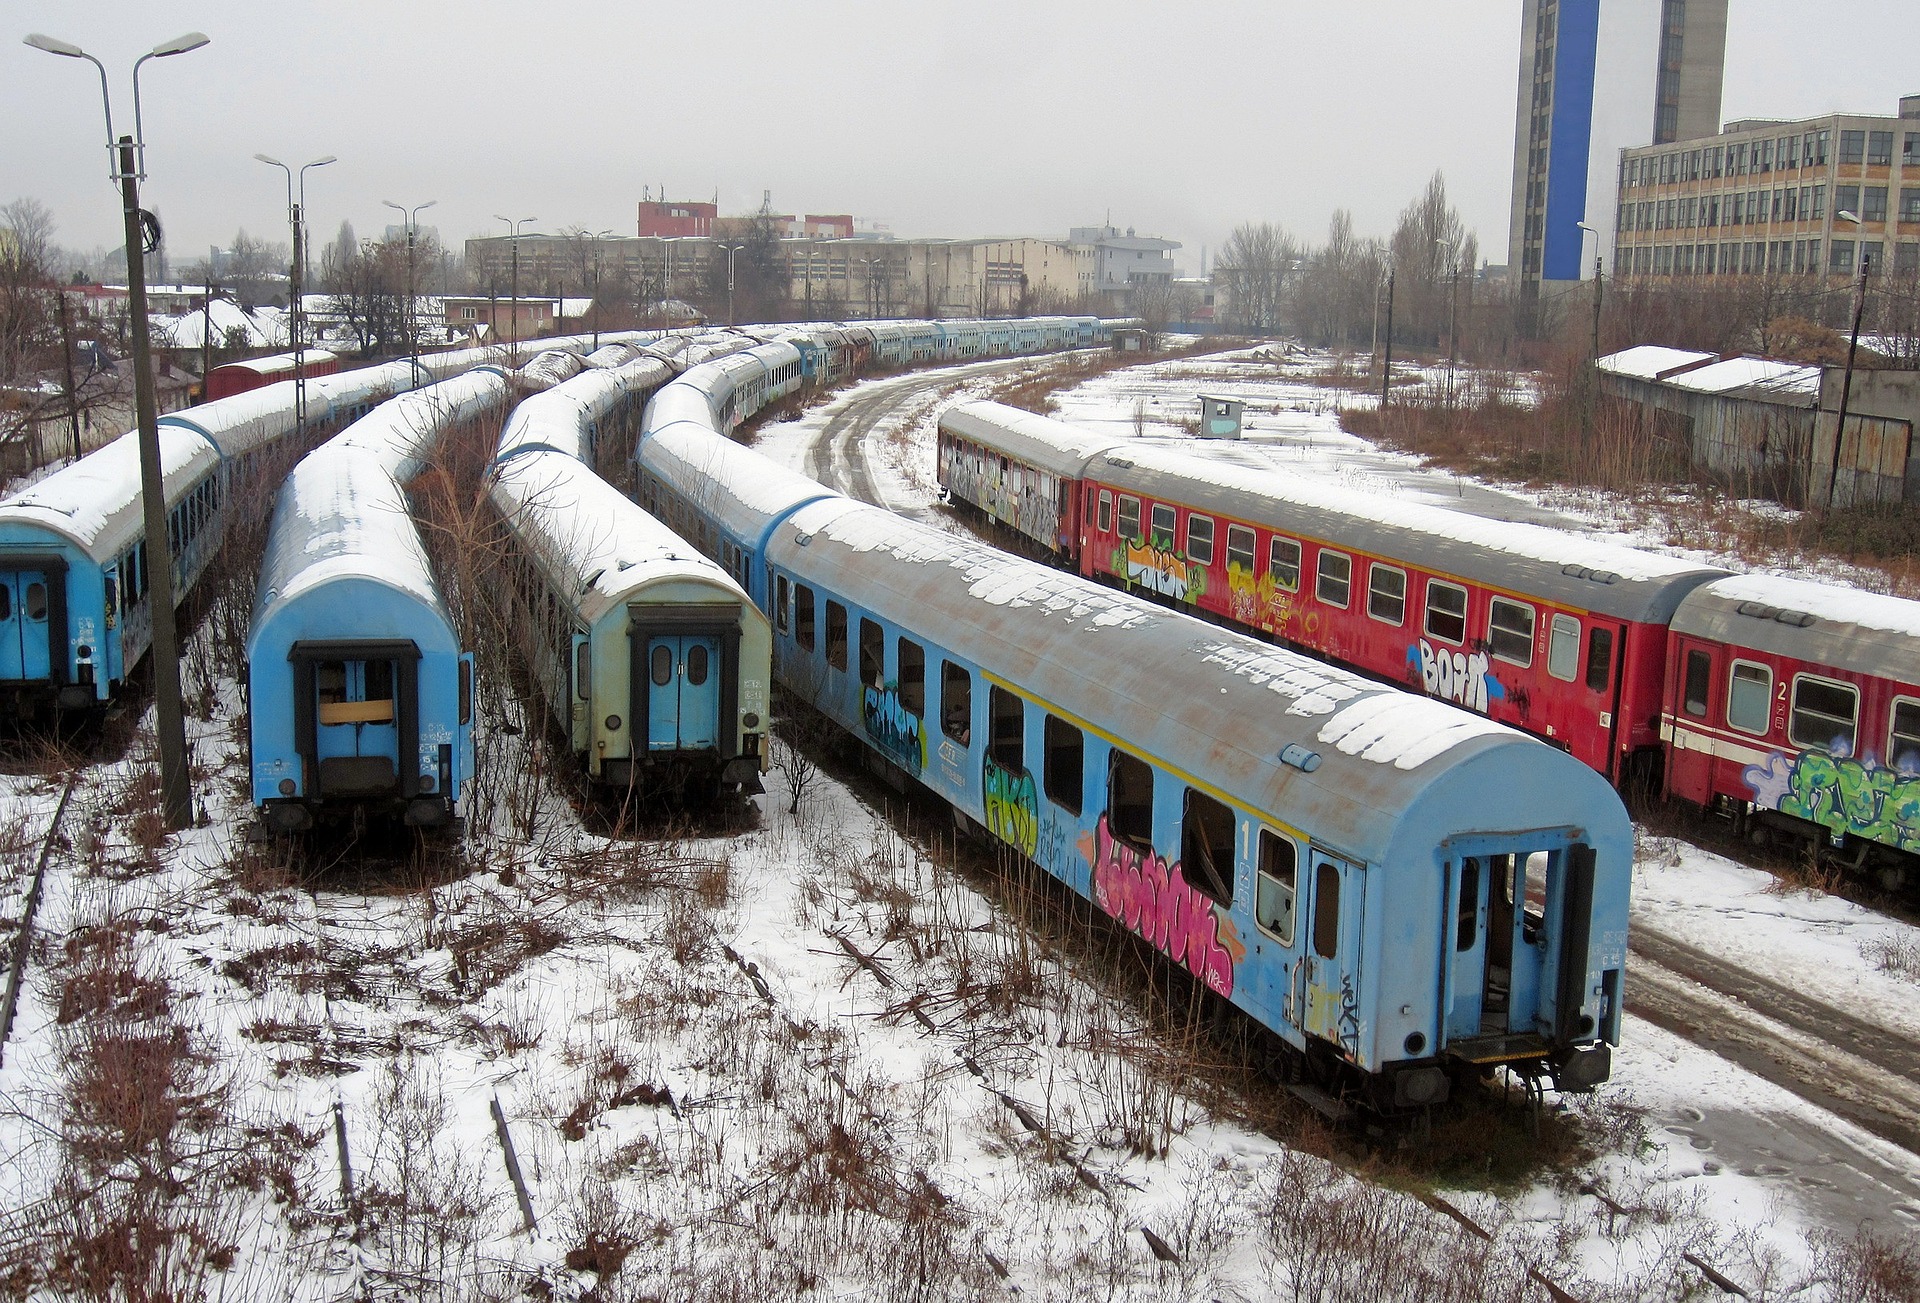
487;450;770;794
1662;574;1920;885
0;363;429;718
938;401;1118;558
749;491;1629;1106
247;371;510;832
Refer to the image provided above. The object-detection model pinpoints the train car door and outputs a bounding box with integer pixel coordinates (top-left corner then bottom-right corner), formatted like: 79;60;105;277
646;635;721;751
1445;854;1492;1039
1302;848;1366;1060
0;568;54;681
314;657;401;794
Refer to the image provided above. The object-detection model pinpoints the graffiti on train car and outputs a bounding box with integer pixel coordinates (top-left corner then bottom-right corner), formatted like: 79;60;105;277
1744;748;1920;850
1226;564;1320;642
982;755;1039;857
1120;540;1203;603
862;684;927;774
1409;639;1505;715
1084;814;1243;996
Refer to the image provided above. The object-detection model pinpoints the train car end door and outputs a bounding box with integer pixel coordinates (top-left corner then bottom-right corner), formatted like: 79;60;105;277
1302;848;1367;1062
646;634;722;751
0;567;53;682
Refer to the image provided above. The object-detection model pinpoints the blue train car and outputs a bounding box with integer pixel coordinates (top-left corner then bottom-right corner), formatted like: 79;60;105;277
0;360;434;718
247;371;508;830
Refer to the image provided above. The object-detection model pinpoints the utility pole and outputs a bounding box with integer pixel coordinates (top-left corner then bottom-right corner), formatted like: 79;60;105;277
199;273;215;388
257;154;334;433
1586;253;1604;449
56;290;82;460
1827;251;1871;511
1379;266;1395;411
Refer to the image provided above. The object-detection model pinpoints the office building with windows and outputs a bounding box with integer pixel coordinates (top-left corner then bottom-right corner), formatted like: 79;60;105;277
1507;0;1602;305
1615;96;1920;280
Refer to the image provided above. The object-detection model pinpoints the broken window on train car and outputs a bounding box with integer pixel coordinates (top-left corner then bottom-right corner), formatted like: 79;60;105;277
1108;749;1153;849
1312;860;1340;961
795;585;816;651
1270;537;1300;591
1683;649;1712;718
1728;661;1771;735
1044;714;1083;814
1585;626;1614;693
1790;675;1858;753
1489;598;1535;666
775;576;791;634
1547;614;1580;681
1890;698;1920;772
826;601;848;671
1118;495;1141;541
988;686;1024;770
1456;857;1480;952
1256;830;1296;946
859;618;883;687
1426;579;1467;644
1368;563;1406;625
898;638;925;715
941;661;971;744
1315;551;1350;608
1181;789;1236;905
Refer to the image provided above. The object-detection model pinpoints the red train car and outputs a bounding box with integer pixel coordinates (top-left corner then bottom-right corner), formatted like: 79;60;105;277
938;401;1116;557
204;350;340;402
1661;574;1920;885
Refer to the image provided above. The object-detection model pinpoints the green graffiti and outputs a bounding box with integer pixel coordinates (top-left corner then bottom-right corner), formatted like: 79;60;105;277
1753;749;1920;850
982;755;1038;857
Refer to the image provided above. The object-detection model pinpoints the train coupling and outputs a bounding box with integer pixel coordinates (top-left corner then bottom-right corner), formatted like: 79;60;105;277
1551;1043;1612;1093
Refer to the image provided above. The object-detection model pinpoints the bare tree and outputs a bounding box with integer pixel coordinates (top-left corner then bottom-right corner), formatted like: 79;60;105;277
1217;221;1300;333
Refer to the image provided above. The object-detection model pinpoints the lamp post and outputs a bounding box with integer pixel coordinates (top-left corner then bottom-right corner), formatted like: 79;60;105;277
716;243;744;325
586;229;614;349
257;152;335;430
1378;263;1396;410
1826;210;1870;511
858;255;883;319
1434;237;1459;408
492;215;536;361
1576;221;1603;449
383;198;436;376
28;28;210;832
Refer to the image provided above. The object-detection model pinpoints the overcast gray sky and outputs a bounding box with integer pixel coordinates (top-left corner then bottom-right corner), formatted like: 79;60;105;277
7;1;1917;275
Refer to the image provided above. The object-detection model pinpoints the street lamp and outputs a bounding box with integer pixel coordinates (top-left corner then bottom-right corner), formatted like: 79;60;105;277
257;153;335;429
492;214;537;361
383;198;436;375
585;229;615;349
1576;221;1603;448
857;255;884;319
1826;209;1871;511
716;243;745;325
28;28;210;831
1434;237;1460;408
1378;261;1396;410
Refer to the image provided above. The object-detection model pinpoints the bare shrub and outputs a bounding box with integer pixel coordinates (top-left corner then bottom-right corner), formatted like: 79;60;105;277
1863;931;1920;984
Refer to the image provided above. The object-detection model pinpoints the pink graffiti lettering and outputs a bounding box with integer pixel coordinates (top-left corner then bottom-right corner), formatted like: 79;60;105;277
1089;814;1237;996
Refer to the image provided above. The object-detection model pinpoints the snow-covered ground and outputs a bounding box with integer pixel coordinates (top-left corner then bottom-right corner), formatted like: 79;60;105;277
1;350;1915;1298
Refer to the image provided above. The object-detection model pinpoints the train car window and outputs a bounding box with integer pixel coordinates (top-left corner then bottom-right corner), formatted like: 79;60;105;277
1683;649;1712;718
1312;860;1341;960
1789;675;1858;752
317;661;348;706
460;658;473;726
988;686;1024;770
795;585;816;651
1255;831;1297;945
1456;858;1480;951
1585;626;1614;693
0;587;9;620
1727;661;1772;735
1044;714;1083;814
24;583;46;622
775;576;791;634
1118;495;1141;541
1890;698;1920;772
1149;504;1176;548
1098;490;1113;533
1270;537;1300;591
686;645;710;687
1107;749;1153;849
859;619;884;688
1547;614;1581;681
576;641;590;699
1226;524;1255;574
1425;579;1467;643
826;601;848;671
898;639;925;715
1488;598;1535;666
1315;551;1351;608
1368;564;1406;625
940;661;972;744
651;646;674;686
1181;789;1236;905
1185;515;1215;565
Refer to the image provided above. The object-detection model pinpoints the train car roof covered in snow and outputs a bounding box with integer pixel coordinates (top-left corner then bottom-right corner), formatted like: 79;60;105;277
0;425;220;556
766;497;1622;869
1087;442;1725;623
324;370;510;484
939;400;1122;479
212;349;339;380
248;442;450;652
637;420;840;554
1673;573;1920;685
488;449;757;628
495;355;675;467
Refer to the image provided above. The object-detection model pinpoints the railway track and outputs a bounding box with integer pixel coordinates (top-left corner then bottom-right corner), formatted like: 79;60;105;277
799;353;1920;1225
0;774;79;1067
